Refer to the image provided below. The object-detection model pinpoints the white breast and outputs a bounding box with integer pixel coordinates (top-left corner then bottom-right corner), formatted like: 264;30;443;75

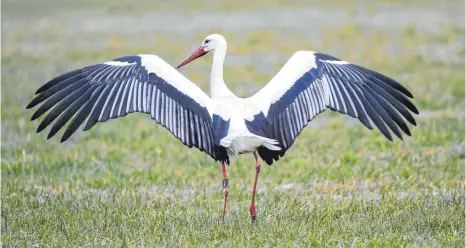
214;98;280;156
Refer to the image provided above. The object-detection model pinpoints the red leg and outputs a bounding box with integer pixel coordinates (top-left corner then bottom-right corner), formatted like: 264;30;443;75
220;163;229;224
250;152;261;224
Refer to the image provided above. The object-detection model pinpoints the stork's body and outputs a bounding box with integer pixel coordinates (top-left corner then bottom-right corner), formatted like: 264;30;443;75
27;34;418;224
190;34;281;158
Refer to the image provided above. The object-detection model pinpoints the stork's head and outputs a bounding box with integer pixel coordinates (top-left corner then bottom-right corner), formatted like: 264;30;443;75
177;34;226;69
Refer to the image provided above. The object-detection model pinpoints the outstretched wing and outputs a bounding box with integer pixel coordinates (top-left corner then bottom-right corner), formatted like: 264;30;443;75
27;54;228;163
249;51;418;164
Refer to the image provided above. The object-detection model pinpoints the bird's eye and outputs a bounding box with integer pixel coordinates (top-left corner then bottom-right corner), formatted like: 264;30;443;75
204;39;211;44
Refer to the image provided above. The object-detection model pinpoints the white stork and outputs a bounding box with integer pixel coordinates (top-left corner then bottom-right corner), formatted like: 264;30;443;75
27;34;418;224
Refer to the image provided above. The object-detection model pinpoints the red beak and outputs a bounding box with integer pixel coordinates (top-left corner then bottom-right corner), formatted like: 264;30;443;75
177;46;208;69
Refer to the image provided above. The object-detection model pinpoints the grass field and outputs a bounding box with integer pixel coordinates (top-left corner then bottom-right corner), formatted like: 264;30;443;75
2;0;465;247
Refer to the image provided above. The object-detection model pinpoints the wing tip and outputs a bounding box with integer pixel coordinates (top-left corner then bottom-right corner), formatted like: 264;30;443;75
82;121;95;132
31;111;43;121
35;88;45;95
47;125;61;140
26;101;38;110
60;131;73;143
405;130;412;137
405;91;414;99
36;124;46;133
46;132;55;140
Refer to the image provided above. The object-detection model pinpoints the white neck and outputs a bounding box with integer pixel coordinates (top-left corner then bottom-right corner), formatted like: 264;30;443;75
210;43;233;100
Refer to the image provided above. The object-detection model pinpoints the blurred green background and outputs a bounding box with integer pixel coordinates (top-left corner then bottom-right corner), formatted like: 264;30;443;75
2;0;465;247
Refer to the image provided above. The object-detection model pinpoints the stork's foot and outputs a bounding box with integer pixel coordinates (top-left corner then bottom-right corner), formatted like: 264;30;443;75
220;163;229;224
249;152;261;225
250;215;257;224
220;179;229;224
249;203;257;224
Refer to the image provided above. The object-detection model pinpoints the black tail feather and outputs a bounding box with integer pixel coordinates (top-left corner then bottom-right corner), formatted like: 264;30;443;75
257;146;283;165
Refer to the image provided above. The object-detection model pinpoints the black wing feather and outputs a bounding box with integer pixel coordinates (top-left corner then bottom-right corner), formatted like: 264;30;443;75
47;86;98;139
36;82;91;133
365;80;417;126
35;68;83;94
83;85;113;131
62;86;106;142
363;84;411;136
31;78;88;120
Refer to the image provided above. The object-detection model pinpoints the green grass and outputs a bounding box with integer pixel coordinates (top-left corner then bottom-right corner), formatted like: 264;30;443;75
2;0;465;247
3;191;463;247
